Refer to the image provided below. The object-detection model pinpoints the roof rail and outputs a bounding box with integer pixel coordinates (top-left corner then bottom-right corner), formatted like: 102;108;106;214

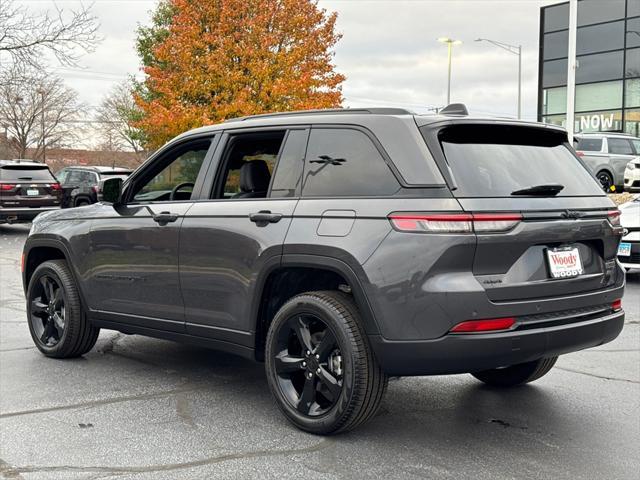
440;103;469;116
223;107;415;123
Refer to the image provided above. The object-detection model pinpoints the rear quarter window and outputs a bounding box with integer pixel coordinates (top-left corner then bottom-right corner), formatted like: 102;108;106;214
436;125;604;197
302;128;399;197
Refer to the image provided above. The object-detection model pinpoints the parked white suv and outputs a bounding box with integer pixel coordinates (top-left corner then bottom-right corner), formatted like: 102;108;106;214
575;133;640;192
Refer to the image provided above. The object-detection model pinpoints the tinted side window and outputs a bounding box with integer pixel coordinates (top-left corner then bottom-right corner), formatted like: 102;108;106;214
607;138;633;155
66;170;84;185
302;128;399;197
576;138;603;152
269;129;307;198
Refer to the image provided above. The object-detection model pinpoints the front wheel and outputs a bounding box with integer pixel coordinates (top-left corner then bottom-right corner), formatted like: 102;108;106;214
27;260;100;358
265;291;387;435
471;357;558;387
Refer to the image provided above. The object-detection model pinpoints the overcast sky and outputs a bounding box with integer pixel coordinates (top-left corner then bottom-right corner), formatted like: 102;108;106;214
19;0;560;144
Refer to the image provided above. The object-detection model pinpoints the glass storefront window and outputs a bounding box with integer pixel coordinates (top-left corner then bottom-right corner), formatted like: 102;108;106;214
575;110;623;133
542;114;566;128
628;18;640;49
627;48;640;78
575;81;623;112
544;30;569;60
624;109;640;137
543;58;568;88
577;0;625;27
577;21;625;55
576;51;624;84
543;87;567;115
626;79;640;108
544;3;569;32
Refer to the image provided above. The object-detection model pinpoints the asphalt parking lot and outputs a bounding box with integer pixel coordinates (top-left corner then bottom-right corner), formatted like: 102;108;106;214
0;223;638;480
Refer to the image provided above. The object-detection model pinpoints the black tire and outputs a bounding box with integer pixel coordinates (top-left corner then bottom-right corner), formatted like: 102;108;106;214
75;199;90;207
265;291;388;435
26;260;99;358
471;357;558;387
596;171;614;192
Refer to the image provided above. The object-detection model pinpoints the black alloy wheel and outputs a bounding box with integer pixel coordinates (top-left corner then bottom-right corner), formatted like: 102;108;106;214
27;260;100;358
273;314;343;417
596;171;614;192
29;274;66;347
265;291;388;435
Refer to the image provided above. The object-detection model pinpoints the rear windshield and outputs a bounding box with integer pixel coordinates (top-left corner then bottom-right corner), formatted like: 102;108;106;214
576;137;603;152
437;125;603;197
0;166;55;181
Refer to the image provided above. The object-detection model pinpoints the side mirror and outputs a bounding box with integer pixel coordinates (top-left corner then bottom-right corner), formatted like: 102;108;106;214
102;177;123;205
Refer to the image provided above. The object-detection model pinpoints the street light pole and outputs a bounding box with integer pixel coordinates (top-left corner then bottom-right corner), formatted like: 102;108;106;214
438;37;462;105
475;38;522;119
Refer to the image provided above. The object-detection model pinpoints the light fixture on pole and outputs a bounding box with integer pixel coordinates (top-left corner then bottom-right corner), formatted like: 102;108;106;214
475;38;522;119
437;37;462;105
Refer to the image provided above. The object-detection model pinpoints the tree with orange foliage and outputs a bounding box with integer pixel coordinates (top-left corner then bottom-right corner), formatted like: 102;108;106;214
134;0;345;148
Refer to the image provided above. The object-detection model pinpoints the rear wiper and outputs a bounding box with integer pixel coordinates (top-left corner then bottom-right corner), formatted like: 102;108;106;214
18;176;33;180
511;184;564;196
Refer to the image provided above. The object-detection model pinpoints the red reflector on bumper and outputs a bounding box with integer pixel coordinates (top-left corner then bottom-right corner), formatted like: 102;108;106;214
612;299;622;312
450;317;516;333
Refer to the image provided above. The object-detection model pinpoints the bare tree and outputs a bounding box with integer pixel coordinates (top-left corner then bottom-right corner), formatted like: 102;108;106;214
0;66;84;160
0;0;99;68
96;81;146;156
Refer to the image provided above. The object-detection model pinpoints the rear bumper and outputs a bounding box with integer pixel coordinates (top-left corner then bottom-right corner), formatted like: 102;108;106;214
370;310;624;376
0;206;60;222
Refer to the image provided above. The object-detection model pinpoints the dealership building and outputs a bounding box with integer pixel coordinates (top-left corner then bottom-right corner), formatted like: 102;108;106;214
538;0;640;136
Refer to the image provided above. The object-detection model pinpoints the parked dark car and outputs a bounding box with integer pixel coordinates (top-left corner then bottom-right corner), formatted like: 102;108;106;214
22;106;625;434
0;160;61;224
56;166;133;208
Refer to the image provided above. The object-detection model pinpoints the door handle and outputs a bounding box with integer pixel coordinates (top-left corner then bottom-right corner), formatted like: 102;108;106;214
249;210;283;225
153;211;179;226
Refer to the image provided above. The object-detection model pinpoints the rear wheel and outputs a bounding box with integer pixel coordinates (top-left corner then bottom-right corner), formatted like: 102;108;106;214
265;291;387;435
75;198;91;207
27;260;100;358
471;357;558;387
596;171;614;192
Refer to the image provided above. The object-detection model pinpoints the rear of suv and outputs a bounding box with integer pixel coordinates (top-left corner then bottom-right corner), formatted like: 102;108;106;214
0;160;61;224
21;107;625;434
56;166;133;208
575;133;640;192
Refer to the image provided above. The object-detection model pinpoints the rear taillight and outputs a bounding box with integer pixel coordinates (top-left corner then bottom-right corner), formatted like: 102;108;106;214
607;210;621;227
576;151;585;157
92;185;100;194
389;212;522;233
0;184;16;191
20;253;25;273
50;183;62;191
450;317;516;333
612;299;622;312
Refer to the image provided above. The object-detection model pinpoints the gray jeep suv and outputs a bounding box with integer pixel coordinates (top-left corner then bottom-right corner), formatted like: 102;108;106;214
22;106;626;434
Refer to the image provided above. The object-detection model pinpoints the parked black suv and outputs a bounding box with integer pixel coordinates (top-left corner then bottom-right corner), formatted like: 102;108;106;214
0;160;62;224
22;107;625;434
56;166;133;208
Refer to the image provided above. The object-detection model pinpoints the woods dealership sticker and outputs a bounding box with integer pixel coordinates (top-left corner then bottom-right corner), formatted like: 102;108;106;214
546;247;584;278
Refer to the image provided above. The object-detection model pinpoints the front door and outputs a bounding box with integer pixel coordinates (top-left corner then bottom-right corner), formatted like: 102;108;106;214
179;128;308;345
85;136;216;332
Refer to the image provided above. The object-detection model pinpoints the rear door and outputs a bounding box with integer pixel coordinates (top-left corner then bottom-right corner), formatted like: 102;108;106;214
423;123;621;302
179;127;307;344
0;164;61;209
